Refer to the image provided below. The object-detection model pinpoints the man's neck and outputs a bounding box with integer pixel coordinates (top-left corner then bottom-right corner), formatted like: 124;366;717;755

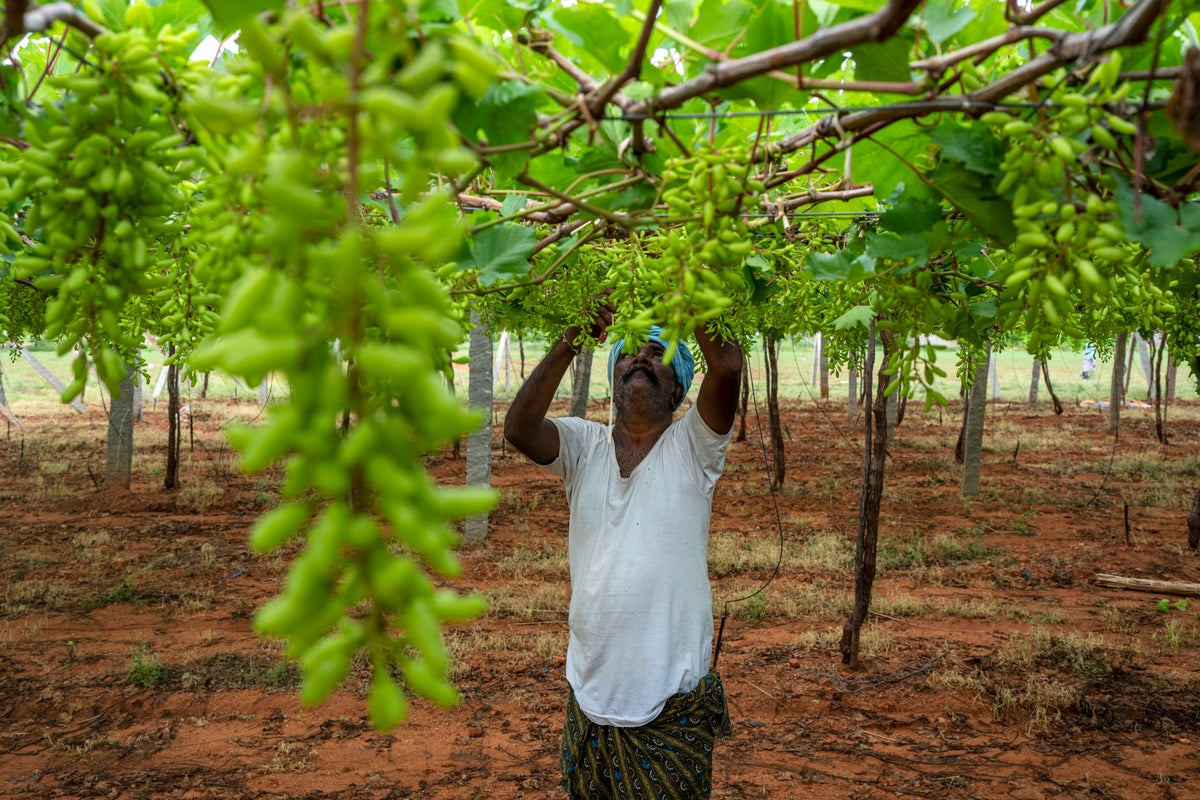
615;413;671;442
612;410;674;477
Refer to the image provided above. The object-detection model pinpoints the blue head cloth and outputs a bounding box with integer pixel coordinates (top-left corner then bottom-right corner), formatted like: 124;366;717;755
608;325;694;409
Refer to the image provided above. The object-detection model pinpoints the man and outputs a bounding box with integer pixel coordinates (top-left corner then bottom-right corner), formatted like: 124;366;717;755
503;307;743;800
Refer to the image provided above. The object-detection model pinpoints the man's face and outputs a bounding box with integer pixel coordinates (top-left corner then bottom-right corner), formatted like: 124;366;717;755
612;340;682;413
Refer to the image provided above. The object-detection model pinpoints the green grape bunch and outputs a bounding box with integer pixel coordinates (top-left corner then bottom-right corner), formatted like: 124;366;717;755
0;24;205;398
0;276;49;346
186;8;498;732
600;146;765;357
980;55;1146;353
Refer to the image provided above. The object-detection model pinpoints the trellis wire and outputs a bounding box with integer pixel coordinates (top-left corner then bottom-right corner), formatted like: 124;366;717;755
599;100;1103;123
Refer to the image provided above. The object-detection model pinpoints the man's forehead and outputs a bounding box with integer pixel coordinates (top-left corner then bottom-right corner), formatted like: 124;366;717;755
616;341;665;354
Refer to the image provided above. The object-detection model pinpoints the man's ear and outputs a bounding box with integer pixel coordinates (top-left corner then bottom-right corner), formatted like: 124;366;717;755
672;383;685;407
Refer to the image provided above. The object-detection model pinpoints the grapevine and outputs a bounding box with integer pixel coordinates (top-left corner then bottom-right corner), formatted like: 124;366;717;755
0;23;204;397
0;0;1196;733
183;9;499;730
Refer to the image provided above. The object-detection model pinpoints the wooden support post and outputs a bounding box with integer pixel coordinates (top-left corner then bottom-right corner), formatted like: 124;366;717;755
1188;489;1200;551
847;368;858;420
106;367;136;489
464;310;492;544
989;350;1000;401
0;370;22;431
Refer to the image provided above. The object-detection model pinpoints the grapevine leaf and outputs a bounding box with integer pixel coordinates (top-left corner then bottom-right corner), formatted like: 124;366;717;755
719;1;817;106
417;0;460;23
543;4;629;74
1114;177;1200;269
1143;139;1200;186
82;0;127;30
573;140;627;176
866;231;927;268
0;67;20;139
744;255;780;303
664;0;696;35
595;183;658;213
850;35;912;82
878;195;943;235
500;194;528;216
200;0;284;29
968;296;998;327
467;224;539;285
150;0;215;40
833;304;876;330
921;0;976;45
969;0;1011;39
928;122;1004;178
823;0;885;12
690;0;751;47
852;123;930;201
806;250;855;281
470;0;535;32
453;81;546;177
925;159;1015;245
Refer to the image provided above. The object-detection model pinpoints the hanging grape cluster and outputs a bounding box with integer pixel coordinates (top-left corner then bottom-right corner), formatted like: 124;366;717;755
981;55;1154;353
185;8;497;730
604;145;760;359
0;23;202;396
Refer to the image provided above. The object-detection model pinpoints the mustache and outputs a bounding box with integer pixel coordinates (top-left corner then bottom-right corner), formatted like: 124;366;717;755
620;364;659;385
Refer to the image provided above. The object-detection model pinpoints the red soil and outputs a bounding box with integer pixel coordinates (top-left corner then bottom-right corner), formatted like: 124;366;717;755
2;397;1198;799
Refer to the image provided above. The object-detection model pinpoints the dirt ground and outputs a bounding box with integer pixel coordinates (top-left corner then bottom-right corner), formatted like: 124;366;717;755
2;392;1199;800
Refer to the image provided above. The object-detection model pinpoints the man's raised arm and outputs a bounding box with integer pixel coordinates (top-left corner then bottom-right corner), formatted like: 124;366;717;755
503;331;578;465
693;325;743;436
504;302;614;465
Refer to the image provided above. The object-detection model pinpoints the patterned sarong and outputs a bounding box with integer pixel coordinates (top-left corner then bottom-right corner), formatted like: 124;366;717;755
560;671;732;800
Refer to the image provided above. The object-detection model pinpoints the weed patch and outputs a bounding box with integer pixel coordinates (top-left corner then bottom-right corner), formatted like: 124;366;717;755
128;646;169;688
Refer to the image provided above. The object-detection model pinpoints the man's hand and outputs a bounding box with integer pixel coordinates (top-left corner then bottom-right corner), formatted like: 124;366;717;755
563;290;616;353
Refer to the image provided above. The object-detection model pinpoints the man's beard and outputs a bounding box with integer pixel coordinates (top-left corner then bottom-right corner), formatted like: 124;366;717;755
615;364;673;413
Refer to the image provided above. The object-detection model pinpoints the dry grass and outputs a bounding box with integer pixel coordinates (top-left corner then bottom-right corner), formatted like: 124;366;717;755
176;481;225;513
483;581;568;621
448;627;568;672
872;593;931;618
939;596;1014;620
991;673;1081;732
716;579;854;622
794;529;855;572
933;628;1116;733
793;624;898;658
259;741;316;774
497;542;568;579
709;527;856;579
28;474;69;503
4;578;79;613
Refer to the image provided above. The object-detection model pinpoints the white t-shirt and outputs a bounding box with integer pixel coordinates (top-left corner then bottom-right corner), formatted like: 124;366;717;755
546;406;732;727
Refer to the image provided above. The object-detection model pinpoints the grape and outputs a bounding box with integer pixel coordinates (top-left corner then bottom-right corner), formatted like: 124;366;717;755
171;10;496;727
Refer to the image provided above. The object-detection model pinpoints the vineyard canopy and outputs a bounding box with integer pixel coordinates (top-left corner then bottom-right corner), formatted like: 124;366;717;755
1;0;1198;727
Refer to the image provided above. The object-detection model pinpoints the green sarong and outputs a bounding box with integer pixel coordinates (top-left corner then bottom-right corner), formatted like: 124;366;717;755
560;670;732;800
